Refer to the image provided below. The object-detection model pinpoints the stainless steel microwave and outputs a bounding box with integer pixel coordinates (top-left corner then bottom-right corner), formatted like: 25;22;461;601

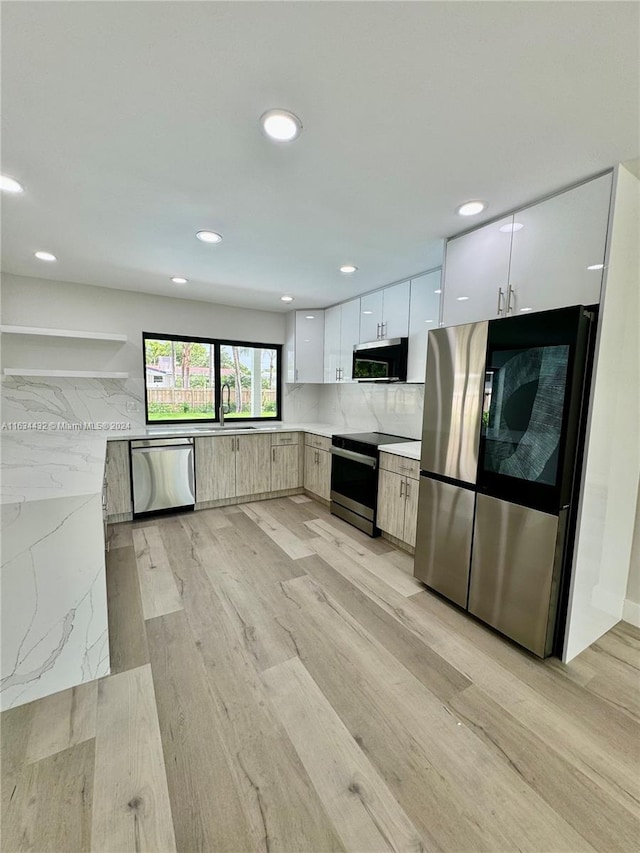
352;338;408;382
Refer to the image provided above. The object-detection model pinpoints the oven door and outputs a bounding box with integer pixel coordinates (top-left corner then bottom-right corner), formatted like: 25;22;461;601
330;446;378;520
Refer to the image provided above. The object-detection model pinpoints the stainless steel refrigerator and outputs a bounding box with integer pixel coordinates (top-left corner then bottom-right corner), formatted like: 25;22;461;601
414;306;594;657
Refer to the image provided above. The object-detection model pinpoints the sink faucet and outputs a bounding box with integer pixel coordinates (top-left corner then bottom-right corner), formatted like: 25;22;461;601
219;382;231;426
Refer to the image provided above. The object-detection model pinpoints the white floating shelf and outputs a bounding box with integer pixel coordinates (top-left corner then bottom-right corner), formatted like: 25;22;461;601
0;325;127;342
3;369;129;379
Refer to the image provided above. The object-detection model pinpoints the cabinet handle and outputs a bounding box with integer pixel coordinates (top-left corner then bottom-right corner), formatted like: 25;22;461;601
236;437;240;451
381;322;386;338
295;368;299;381
405;480;410;498
272;448;276;462
507;284;515;314
497;287;505;315
335;367;339;381
376;322;381;339
399;479;405;497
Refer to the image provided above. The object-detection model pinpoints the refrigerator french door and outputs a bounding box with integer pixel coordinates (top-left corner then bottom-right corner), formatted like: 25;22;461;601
414;306;595;657
414;321;488;605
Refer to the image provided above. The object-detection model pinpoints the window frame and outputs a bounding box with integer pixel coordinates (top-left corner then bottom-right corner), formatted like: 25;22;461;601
142;331;282;425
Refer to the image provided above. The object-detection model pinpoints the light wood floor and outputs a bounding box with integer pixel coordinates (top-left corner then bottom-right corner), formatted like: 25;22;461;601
2;496;639;852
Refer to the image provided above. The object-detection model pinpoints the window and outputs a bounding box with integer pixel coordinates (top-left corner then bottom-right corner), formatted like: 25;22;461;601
143;333;281;424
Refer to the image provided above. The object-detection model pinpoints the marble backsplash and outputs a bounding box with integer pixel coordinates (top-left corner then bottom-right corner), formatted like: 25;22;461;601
0;375;321;428
318;383;425;439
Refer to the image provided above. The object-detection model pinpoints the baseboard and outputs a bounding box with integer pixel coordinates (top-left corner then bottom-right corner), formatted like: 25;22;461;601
622;598;640;627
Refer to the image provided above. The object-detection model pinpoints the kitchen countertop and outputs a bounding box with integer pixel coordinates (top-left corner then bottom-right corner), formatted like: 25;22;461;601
380;441;422;461
109;421;363;442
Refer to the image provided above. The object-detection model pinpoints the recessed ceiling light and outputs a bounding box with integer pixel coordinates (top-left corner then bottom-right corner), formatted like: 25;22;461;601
339;265;358;274
456;296;469;301
434;289;442;294
0;174;24;193
303;339;310;343
305;315;315;320
171;277;188;285
35;251;56;262
587;263;604;271
362;310;373;315
281;295;294;303
500;222;524;233
260;109;303;142
196;230;222;243
520;307;533;313
456;200;486;216
424;320;435;323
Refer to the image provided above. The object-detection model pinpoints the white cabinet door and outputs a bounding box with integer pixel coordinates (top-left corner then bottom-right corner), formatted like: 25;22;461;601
382;280;410;338
359;290;384;342
324;305;341;383
407;270;442;382
442;215;513;326
285;311;296;383
508;174;612;314
294;311;324;383
339;298;361;382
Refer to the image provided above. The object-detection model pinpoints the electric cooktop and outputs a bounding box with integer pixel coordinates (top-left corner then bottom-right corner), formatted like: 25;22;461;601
332;432;416;447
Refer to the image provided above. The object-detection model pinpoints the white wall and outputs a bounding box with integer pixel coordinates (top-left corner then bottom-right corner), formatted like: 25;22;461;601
0;273;321;424
563;165;640;659
623;481;640;626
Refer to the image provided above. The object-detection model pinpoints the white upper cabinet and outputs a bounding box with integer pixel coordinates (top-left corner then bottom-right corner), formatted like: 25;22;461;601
507;174;612;314
323;305;341;383
442;174;613;327
359;290;384;342
382;281;410;338
359;281;410;342
286;310;325;383
339;298;361;382
407;270;442;382
442;215;513;326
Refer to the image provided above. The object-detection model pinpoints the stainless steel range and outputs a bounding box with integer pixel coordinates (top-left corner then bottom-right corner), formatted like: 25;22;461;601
330;432;417;536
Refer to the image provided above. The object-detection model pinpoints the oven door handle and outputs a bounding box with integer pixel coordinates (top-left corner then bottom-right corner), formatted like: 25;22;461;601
331;446;377;468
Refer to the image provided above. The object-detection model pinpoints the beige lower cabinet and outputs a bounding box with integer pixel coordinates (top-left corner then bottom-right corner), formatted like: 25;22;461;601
304;444;331;501
235;434;272;496
105;440;131;517
271;442;300;491
377;467;419;547
195;435;236;502
195;433;271;502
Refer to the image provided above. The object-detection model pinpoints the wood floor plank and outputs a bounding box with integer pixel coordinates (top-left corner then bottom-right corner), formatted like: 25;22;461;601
194;506;234;530
299;553;471;703
172;515;301;670
25;680;97;764
132;526;183;620
105;544;150;673
240;501;316;560
2;740;94;853
262;656;426;853
408;590;640;815
277;573;594;852
448;684;640;852
289;493;313;503
145;609;257;853
91;664;177;853
304;506;395;555
261;495;325;541
156;520;346;853
305;519;421;598
107;522;133;549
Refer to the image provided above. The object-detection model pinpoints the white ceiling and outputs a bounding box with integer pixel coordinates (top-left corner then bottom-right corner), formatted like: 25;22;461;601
1;1;638;311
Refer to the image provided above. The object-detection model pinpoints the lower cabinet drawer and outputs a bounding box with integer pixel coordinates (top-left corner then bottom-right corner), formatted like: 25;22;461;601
379;452;420;480
304;433;332;453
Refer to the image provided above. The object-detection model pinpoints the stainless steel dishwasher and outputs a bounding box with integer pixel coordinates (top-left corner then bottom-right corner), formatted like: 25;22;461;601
131;437;195;516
